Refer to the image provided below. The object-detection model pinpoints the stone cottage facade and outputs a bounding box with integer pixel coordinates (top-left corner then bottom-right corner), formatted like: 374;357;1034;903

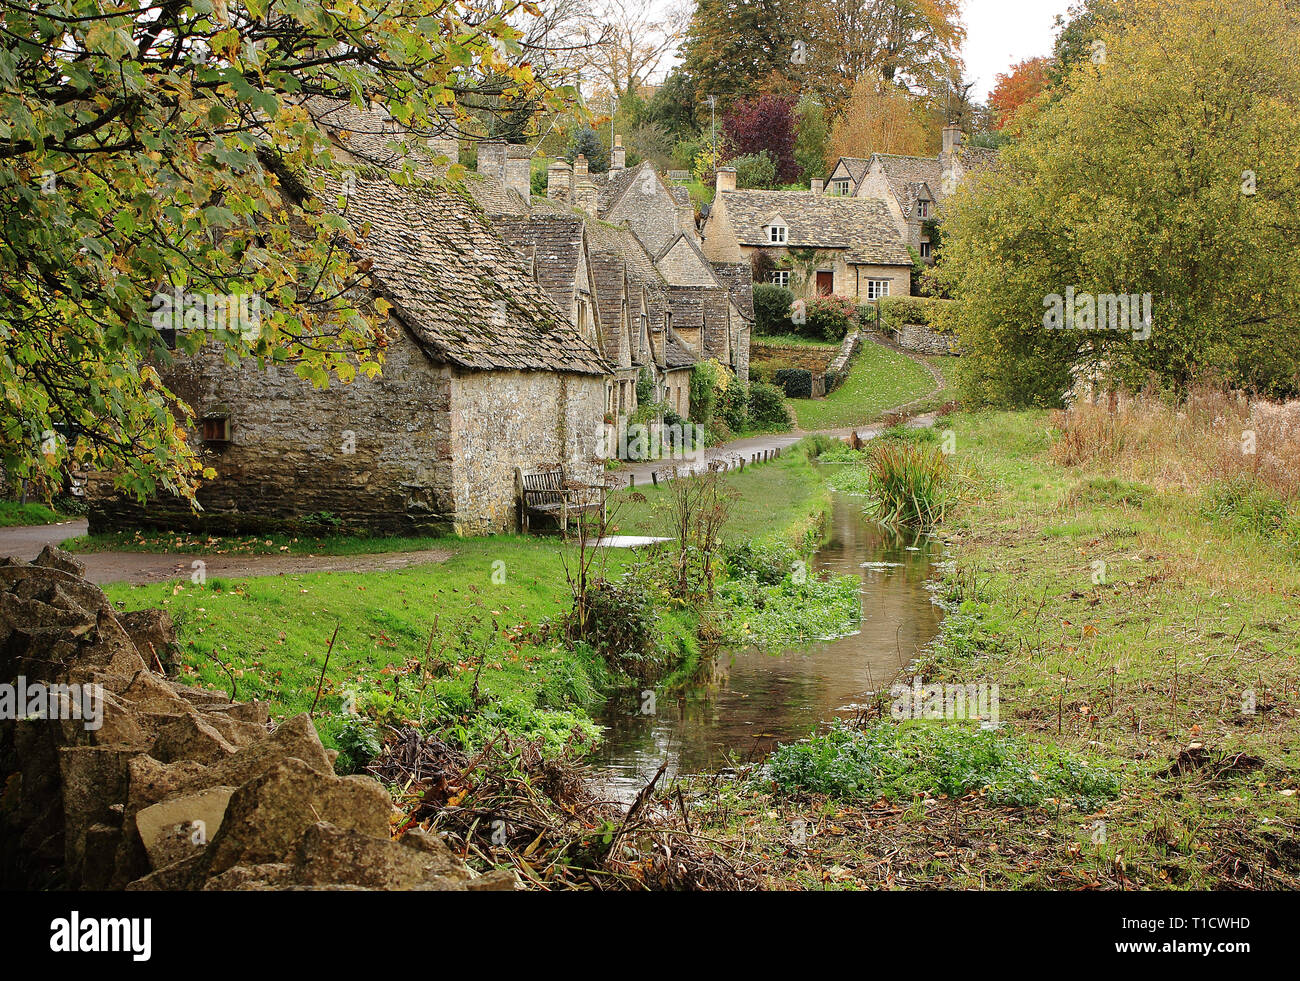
88;105;609;537
701;168;913;301
826;125;998;260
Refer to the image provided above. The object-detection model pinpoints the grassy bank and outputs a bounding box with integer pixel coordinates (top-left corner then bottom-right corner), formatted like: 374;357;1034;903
789;338;940;431
697;404;1299;890
0;500;70;527
610;441;832;549
102;447;841;771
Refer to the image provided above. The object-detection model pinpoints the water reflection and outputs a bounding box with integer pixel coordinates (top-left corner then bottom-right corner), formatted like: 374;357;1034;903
592;492;945;799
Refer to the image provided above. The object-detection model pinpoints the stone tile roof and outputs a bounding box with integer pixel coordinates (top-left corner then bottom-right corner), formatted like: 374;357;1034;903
306;103;607;376
709;262;755;322
718;190;912;265
664;335;696;369
874;153;945;210
955;145;999;172
596;165;642;214
834;156;873;189
490;214;589;316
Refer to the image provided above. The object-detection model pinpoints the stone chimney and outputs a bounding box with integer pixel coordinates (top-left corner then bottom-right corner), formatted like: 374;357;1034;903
477;140;507;182
611;135;626;171
547;158;572;203
715;166;736;195
427;107;459;163
505;144;532;201
810;178;824;195
574;159;598;216
942;124;963;156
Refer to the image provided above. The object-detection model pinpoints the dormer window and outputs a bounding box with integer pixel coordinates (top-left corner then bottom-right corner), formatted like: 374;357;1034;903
768;223;787;244
833;179;850;196
917;200;931;219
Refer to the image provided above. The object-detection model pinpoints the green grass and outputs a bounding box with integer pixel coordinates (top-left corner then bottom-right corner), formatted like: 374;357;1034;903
0;500;69;527
67;529;453;556
609;439;832;549
752;334;840;349
789;338;940;431
103;537;647;761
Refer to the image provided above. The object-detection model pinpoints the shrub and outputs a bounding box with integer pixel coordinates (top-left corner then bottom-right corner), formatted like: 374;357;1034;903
753;283;795;336
725;539;802;585
879;295;953;332
580;575;665;681
773;367;813;399
748;382;793;430
717;379;749;432
732;150;778;189
803;295;858;342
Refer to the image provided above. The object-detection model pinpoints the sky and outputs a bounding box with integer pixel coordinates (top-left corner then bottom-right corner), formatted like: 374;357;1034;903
962;0;1076;99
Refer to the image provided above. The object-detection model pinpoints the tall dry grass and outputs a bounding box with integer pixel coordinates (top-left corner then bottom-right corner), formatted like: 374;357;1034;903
1051;384;1300;498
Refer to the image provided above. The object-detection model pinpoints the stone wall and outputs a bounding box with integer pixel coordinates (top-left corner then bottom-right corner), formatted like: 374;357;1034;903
0;548;516;891
607;168;685;257
750;342;838;373
88;330;609;537
89;329;457;537
895;324;958;356
449;370;606;535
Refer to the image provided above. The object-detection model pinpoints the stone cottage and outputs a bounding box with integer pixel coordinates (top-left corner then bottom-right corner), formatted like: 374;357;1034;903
701;167;913;301
88;105;610;537
825;125;998;260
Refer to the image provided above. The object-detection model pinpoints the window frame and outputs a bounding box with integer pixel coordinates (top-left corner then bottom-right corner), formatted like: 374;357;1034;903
767;224;787;244
866;279;891;301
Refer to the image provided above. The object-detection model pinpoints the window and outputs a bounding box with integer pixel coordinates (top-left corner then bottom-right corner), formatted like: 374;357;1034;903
833;179;850;196
770;270;791;287
767;224;787;244
201;417;231;443
917;200;931;219
920;240;932;259
866;279;891;300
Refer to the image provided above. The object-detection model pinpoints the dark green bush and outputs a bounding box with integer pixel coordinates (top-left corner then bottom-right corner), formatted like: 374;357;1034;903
748;381;793;429
580;575;665;682
774;367;813;398
717;379;749;432
753;283;795;336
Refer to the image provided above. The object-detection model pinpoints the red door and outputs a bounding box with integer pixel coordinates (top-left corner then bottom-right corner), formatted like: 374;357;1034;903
816;271;833;295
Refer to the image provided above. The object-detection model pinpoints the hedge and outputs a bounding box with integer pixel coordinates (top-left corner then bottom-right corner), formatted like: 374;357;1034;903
773;367;814;399
879;296;954;332
753;283;795;336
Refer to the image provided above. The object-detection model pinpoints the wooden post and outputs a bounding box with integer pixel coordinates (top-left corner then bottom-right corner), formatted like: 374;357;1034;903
628;473;635;488
651;471;658;486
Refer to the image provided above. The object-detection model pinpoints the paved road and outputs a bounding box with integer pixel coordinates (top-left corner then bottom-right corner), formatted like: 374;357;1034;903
0;518;451;586
610;413;938;489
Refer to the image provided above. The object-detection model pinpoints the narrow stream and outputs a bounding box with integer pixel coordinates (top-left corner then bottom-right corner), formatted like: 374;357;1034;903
592;491;946;799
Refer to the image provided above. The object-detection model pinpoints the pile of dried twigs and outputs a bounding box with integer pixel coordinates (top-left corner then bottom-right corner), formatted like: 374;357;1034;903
366;727;758;891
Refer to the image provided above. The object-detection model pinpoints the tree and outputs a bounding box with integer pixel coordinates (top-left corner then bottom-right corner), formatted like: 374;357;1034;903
733;152;779;190
580;0;689;98
567;126;610;171
1;1;572;502
988;58;1052;130
805;0;967;109
793;95;832;184
723;96;799;184
830;76;936;159
936;0;1300;406
679;0;804;106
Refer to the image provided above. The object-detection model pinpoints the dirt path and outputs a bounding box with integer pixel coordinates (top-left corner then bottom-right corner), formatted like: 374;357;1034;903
0;518;451;586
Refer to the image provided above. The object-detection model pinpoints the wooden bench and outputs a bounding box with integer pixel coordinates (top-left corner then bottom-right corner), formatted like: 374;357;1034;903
516;466;607;536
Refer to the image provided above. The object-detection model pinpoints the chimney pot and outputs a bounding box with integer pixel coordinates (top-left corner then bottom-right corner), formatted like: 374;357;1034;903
942;124;963;156
611;135;626;171
716;166;736;195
